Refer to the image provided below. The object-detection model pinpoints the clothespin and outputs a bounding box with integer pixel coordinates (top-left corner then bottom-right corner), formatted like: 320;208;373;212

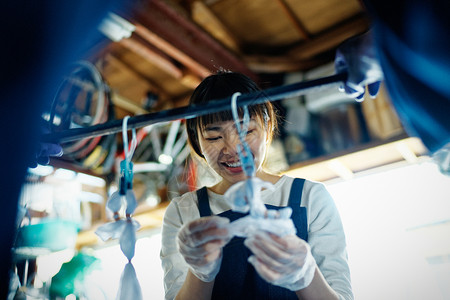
120;116;138;218
225;94;297;237
120;116;136;189
231;92;255;178
97;116;138;240
230;92;261;216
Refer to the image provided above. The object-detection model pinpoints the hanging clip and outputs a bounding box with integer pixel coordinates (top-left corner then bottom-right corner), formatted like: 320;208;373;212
228;92;263;216
225;93;297;237
119;116;138;217
231;92;255;178
120;116;136;193
99;115;138;225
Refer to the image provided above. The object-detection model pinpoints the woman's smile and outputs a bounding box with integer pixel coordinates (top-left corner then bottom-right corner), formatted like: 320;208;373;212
221;159;244;173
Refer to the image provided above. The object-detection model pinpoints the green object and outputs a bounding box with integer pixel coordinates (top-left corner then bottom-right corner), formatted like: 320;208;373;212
49;252;100;299
15;219;79;252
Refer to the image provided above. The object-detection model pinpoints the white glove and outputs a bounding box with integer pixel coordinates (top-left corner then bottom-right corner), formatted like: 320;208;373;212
335;31;384;101
177;216;231;282
244;231;316;291
227;207;297;238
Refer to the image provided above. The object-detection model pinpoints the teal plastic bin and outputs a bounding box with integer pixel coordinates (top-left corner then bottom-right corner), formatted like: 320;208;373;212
15;219;79;253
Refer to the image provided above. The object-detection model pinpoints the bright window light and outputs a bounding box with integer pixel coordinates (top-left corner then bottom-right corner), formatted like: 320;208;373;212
80;160;450;300
326;160;450;299
28;165;54;177
89;232;164;299
54;168;77;180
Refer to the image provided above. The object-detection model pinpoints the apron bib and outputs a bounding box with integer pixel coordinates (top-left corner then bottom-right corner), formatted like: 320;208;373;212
196;178;307;299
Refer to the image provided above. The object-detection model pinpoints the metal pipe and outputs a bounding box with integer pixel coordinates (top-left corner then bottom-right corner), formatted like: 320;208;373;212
42;72;347;143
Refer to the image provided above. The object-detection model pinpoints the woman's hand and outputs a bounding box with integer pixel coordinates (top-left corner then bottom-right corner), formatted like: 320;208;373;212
177;216;231;282
244;231;316;291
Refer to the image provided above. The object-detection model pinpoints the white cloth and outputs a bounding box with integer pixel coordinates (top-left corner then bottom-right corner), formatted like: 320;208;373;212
160;175;353;300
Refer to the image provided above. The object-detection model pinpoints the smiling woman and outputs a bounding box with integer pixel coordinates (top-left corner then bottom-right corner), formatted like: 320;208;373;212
185;72;278;194
186;72;277;158
160;72;354;300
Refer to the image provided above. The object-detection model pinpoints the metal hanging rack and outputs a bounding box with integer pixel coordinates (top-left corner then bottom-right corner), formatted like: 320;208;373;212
42;72;347;144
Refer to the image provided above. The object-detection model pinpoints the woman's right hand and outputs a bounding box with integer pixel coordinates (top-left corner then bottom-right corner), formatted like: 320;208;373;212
177;216;231;282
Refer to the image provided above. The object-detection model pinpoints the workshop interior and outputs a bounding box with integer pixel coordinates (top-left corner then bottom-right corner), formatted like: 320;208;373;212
8;0;450;299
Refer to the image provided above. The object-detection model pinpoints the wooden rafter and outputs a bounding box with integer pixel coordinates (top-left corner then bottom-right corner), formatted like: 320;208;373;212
275;0;311;40
243;14;370;73
119;36;184;79
190;0;241;53
128;0;257;80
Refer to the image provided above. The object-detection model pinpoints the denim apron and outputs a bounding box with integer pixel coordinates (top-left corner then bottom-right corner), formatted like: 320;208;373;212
196;178;308;299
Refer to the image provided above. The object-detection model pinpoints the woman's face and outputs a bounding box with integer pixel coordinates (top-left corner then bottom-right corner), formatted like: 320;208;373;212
198;117;268;191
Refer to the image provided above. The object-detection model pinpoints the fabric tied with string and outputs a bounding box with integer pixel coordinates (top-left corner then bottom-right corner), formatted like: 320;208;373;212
224;93;297;238
94;116;143;300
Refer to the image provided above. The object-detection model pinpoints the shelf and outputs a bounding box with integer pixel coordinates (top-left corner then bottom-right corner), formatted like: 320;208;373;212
282;134;428;182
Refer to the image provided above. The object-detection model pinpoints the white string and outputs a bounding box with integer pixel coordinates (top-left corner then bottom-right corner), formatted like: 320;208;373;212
129;128;137;160
231;92;241;127
122;116;137;162
231;92;250;142
231;91;255;178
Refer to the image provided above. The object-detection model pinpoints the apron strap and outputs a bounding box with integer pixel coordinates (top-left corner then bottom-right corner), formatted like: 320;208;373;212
288;178;305;207
197;187;212;217
288;178;308;241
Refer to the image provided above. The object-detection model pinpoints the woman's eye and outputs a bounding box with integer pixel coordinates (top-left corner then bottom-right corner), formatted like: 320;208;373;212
206;136;222;141
246;129;254;135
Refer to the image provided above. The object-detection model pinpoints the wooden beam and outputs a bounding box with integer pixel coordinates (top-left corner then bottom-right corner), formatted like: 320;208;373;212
66;75;150;115
133;23;211;79
275;0;311;40
288;15;370;59
190;0;241;53
243;15;370;73
244;55;327;73
104;54;167;99
128;0;257;80
112;93;150;115
119;36;184;79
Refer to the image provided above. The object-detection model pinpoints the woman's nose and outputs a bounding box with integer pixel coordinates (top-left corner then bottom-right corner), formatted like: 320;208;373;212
222;133;240;154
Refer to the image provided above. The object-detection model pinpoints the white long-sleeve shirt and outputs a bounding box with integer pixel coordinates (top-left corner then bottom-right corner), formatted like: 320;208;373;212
160;175;353;300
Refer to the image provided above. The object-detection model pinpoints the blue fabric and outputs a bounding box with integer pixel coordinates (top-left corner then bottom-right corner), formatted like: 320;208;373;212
374;20;450;153
364;0;450;153
196;178;307;299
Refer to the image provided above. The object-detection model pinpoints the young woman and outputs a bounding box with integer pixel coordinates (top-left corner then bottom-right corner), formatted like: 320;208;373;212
160;72;353;300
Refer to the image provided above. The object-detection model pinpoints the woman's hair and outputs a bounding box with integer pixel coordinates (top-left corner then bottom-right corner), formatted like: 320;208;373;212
186;72;278;158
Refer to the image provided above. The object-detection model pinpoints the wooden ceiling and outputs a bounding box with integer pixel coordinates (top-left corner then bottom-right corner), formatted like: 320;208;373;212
88;0;370;119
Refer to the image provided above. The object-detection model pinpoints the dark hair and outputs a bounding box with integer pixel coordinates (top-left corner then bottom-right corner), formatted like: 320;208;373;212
186;72;278;158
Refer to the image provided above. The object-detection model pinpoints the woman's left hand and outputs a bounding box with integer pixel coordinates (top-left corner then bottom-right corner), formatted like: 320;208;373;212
244;231;317;291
